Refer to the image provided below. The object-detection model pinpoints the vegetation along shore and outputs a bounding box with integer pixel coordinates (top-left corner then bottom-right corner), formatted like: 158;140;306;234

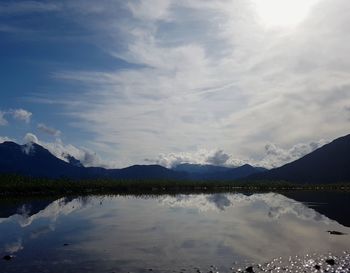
0;174;349;197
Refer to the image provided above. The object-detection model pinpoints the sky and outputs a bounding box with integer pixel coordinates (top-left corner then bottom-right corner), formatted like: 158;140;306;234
0;0;349;169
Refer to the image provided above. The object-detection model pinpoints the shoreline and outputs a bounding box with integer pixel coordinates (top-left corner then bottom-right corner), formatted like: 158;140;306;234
1;173;349;197
0;181;350;198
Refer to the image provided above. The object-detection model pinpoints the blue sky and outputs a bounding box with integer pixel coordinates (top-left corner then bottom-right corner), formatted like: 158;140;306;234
0;0;349;168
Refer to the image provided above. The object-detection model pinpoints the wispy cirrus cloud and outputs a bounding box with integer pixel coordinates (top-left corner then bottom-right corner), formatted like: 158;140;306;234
37;123;61;137
0;1;60;15
0;111;7;126
24;0;350;167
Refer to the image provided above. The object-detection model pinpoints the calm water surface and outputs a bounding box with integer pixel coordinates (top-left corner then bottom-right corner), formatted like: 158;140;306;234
0;192;349;273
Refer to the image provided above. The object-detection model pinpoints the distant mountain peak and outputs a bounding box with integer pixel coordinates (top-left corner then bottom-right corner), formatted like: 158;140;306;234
171;162;266;180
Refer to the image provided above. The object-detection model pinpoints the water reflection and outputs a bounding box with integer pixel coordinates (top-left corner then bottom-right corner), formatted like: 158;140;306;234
0;193;349;273
0;197;94;259
159;192;331;223
282;191;350;227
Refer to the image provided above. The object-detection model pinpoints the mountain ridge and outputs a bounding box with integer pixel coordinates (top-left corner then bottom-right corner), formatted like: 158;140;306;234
249;134;350;183
0;133;349;183
0;141;264;180
0;141;184;180
172;163;266;180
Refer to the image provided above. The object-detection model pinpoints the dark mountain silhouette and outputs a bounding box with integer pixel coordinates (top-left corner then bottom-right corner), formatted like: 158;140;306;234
0;141;185;180
0;141;266;180
0;198;55;218
251;134;350;183
0;141;83;178
281;191;350;227
107;165;186;180
172;163;266;180
173;163;233;174
1;133;349;183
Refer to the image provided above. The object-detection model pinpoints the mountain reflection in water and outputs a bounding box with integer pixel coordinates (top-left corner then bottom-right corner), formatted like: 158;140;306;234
0;192;349;273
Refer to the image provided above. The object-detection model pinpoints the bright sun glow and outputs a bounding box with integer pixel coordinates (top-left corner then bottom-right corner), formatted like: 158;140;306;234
253;0;319;28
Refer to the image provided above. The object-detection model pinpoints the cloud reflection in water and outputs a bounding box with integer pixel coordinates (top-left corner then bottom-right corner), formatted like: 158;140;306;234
0;193;349;272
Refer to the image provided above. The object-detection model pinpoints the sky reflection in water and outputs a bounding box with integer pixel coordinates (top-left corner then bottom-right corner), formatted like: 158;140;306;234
0;192;349;273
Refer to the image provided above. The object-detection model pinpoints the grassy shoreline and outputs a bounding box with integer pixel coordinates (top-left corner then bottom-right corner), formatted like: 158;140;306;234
0;174;350;197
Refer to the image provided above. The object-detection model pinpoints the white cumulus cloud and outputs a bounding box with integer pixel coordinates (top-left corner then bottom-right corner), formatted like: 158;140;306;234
148;138;328;169
256;139;329;168
0;108;32;124
10;109;32;123
146;149;238;168
23;133;38;144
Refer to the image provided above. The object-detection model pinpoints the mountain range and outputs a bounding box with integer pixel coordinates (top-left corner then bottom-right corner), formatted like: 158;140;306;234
0;133;349;183
172;163;266;180
0;142;185;180
0;141;263;180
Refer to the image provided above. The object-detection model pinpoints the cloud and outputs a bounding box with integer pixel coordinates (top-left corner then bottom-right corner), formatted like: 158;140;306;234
10;109;32;123
146;148;244;168
0;136;14;143
147;138;328;169
18;130;328;168
29;0;350;166
159;192;330;222
42;139;104;167
0;197;98;259
4;239;24;254
257;139;328;168
0;111;7;125
127;0;172;21
0;108;32;124
22;133;39;154
0;1;60;15
37;123;61;137
206;150;230;166
20;132;106;168
23;133;38;144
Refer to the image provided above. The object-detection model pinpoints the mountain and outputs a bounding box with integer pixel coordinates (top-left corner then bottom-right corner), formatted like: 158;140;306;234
2;133;349;183
251;134;350;183
0;141;266;180
172;163;266;180
0;141;185;180
64;154;84;167
0;141;83;178
107;165;186;180
172;163;233;174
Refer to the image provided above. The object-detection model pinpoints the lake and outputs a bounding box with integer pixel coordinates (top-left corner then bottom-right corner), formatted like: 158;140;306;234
0;191;349;273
